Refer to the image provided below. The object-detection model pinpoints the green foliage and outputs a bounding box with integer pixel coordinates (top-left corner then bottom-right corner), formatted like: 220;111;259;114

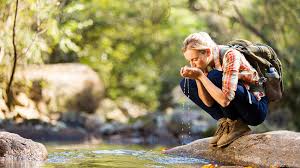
0;0;204;110
49;0;205;110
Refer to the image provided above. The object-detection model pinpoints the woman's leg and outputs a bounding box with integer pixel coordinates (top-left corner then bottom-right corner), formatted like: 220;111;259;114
207;70;268;126
201;70;268;126
228;86;268;126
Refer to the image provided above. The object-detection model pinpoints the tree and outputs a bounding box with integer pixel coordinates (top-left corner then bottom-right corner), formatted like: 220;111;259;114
5;0;19;110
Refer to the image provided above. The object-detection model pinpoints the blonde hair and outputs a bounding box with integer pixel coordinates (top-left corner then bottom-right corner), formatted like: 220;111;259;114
182;32;217;54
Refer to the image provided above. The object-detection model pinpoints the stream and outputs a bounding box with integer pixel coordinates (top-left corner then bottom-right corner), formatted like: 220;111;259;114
42;143;211;168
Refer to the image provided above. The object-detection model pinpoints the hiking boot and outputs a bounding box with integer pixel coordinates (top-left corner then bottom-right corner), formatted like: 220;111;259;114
209;118;227;147
217;118;251;148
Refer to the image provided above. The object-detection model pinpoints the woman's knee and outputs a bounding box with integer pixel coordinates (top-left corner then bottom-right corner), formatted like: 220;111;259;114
247;112;267;126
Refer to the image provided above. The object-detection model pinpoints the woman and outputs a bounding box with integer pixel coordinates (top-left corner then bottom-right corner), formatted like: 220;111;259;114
179;32;268;147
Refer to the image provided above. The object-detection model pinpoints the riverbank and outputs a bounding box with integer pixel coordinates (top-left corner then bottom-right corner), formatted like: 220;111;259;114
0;63;285;146
0;109;217;146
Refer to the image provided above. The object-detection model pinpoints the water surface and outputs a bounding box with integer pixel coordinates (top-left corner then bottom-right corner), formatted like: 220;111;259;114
43;143;210;168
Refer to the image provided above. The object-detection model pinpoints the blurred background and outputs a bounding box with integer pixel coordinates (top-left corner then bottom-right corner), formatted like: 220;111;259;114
0;0;299;146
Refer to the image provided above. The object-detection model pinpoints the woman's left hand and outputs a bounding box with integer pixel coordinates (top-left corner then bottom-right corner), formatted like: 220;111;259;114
180;66;204;79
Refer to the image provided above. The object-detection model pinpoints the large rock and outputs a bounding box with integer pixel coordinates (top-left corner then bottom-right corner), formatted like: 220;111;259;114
96;98;128;123
0;131;47;161
163;130;300;167
15;63;105;113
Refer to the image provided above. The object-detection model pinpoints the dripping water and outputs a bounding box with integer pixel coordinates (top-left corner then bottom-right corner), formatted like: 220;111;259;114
181;77;192;144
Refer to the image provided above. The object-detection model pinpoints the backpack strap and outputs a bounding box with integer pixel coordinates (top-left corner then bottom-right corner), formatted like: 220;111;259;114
219;46;231;66
219;46;265;78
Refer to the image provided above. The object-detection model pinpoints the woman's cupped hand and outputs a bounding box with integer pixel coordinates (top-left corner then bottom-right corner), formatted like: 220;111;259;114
180;66;204;79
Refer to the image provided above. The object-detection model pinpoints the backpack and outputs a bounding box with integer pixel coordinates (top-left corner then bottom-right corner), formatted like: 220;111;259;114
220;39;283;102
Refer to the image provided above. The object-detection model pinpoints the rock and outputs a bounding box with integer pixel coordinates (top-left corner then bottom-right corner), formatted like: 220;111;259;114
0;99;9;115
0;131;47;161
147;114;178;146
60;111;104;131
60;111;83;127
97;98;148;123
15;63;105;113
142;113;164;133
36;101;49;115
82;113;105;132
14;106;40;120
96;98;128;123
14;92;30;107
0;111;4;121
190;120;211;135
39;114;50;123
131;120;145;131
116;98;147;118
54;121;67;129
5;124;87;142
99;122;129;135
168;110;203;134
146;134;159;145
163;130;300;167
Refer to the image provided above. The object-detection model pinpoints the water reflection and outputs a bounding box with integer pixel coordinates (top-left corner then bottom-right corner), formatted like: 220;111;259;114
45;146;210;168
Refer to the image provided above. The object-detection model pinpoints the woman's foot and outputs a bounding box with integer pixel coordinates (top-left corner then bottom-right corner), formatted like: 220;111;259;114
209;118;228;147
217;118;251;148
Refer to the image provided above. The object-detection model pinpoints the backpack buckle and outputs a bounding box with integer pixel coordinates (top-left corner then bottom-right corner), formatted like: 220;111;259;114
258;77;267;86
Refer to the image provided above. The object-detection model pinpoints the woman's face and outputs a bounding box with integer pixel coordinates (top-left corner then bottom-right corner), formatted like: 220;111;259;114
184;49;209;69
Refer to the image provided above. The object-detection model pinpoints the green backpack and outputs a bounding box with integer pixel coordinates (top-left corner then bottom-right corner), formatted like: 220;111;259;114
220;39;283;102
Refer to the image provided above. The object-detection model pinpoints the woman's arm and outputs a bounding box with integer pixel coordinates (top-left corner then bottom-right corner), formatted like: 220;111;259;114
198;50;241;107
180;62;237;108
195;79;215;107
197;75;231;107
